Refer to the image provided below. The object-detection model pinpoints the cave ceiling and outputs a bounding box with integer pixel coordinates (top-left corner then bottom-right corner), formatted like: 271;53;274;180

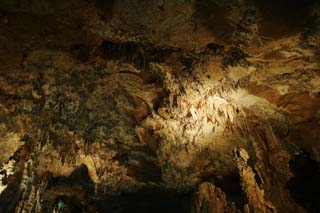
0;0;320;212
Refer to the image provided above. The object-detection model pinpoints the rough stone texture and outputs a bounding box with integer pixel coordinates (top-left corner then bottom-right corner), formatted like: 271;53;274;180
191;182;237;213
0;0;320;212
235;149;277;213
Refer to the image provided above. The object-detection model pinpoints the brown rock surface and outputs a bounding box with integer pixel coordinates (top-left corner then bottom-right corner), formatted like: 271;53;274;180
191;182;237;213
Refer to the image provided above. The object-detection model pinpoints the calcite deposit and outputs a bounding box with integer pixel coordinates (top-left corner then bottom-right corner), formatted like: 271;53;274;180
0;0;319;212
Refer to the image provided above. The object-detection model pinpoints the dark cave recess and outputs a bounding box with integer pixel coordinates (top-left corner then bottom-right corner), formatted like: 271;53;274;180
52;188;192;213
287;150;320;213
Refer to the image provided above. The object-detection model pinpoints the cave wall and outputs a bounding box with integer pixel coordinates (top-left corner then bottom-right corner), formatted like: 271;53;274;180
0;0;320;212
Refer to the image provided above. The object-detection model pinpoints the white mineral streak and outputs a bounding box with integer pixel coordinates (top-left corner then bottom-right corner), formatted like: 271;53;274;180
0;159;16;194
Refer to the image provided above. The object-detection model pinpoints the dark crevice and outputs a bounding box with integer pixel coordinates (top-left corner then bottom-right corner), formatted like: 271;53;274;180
206;43;225;55
91;188;192;213
286;150;320;213
98;41;168;70
222;47;249;67
203;173;247;210
252;168;262;186
96;40;219;71
46;164;95;194
53;196;88;213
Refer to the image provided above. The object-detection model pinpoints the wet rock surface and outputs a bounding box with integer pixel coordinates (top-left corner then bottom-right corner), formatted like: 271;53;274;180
0;0;320;212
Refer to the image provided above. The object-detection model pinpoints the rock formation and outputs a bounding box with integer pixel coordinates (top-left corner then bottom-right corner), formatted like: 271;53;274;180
0;0;319;212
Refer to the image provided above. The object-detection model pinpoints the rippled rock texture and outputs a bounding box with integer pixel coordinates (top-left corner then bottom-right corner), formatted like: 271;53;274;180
0;0;320;212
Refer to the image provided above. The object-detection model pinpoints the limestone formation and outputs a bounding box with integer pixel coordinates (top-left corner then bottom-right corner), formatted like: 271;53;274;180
0;0;319;212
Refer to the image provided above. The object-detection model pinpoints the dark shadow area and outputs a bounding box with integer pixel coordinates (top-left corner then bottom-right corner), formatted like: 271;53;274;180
100;40;148;69
194;0;234;43
286;150;320;213
45;164;190;213
91;188;192;213
42;164;95;212
203;173;247;210
53;195;88;213
98;40;182;70
125;158;162;183
222;47;249;67
0;146;30;213
47;164;95;193
0;168;24;213
195;0;316;41
255;0;316;38
95;0;116;21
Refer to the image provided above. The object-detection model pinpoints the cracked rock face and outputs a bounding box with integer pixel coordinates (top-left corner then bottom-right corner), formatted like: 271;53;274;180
0;0;320;212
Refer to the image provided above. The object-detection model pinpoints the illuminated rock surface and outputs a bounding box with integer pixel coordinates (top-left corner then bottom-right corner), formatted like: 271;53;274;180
0;0;319;212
